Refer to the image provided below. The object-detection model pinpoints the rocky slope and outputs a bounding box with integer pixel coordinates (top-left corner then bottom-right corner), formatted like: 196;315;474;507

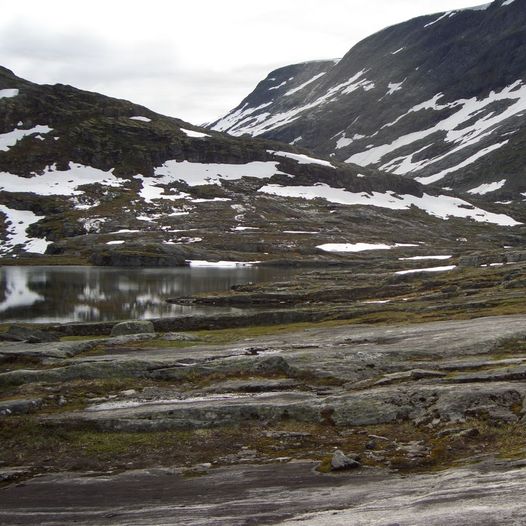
3;293;526;523
210;0;526;201
0;66;524;265
2;460;526;525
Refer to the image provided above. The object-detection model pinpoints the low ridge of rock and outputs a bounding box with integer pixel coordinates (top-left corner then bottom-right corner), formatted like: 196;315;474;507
110;321;155;337
330;449;361;471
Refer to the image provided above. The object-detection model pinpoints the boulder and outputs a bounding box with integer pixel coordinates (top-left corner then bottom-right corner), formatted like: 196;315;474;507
0;325;60;343
330;450;361;471
0;398;43;416
110;320;155;337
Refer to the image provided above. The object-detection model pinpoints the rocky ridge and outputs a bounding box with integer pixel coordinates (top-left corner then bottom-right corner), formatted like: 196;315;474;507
0;66;523;265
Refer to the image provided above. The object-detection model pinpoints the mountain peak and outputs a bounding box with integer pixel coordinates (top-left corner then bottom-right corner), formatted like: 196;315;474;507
208;0;526;201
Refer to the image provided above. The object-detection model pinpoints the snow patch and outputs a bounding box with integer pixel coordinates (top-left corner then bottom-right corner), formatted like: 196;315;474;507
467;179;507;195
0;205;50;255
187;260;259;268
215;70;374;137
258;183;520;226
424;11;454;28
0;164;125;196
283;231;318;234
129;116;151;122
190;197;231;203
267;150;334;168
81;218;106;234
134;175;190;203
336;134;365;149
181;128;210;138
386;81;405;96
211;102;273;132
268;80;287;91
348;81;526;174
0;89;19;99
395;265;456;275
399;255;452;261
317;243;393;253
153;160;281;187
284;72;326;97
416;142;509;184
0;125;53;151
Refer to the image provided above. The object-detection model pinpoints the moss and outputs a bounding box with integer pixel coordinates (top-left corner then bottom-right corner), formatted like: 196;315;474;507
316;456;333;473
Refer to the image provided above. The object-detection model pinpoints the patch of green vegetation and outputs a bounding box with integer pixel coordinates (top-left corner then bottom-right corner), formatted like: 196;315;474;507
3;412;526;478
316;456;333;473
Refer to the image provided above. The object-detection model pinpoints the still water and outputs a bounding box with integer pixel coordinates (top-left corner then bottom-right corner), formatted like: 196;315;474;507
0;266;296;323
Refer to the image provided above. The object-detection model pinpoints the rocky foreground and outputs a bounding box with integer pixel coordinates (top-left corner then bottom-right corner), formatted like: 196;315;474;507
2;287;526;524
2;459;526;525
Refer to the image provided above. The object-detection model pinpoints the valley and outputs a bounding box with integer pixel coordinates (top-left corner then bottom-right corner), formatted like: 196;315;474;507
2;0;526;523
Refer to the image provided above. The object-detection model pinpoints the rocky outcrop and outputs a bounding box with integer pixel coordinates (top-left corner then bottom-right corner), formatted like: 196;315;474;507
110;321;155;337
2;460;526;525
90;245;187;267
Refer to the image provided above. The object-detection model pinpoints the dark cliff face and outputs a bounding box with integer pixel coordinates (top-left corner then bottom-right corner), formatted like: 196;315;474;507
208;0;526;200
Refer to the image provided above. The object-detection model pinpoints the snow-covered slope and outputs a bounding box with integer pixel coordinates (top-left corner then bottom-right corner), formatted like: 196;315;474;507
0;66;521;265
209;0;526;201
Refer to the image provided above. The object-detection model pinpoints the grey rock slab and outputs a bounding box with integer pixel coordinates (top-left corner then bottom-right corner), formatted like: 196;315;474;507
160;332;199;342
0;325;59;343
447;365;526;383
99;333;158;346
373;369;446;386
110;320;155;337
0;340;101;361
225;314;526;384
40;381;526;431
0;359;178;387
44;391;321;431
201;378;301;393
0;466;31;483
438;357;526;372
2;460;526;525
0;398;43;416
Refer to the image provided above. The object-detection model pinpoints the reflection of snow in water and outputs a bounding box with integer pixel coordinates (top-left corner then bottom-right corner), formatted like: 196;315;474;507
0;266;297;322
0;267;44;312
73;305;100;319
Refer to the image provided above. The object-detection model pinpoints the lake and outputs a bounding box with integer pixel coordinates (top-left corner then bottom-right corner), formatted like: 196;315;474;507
0;266;296;323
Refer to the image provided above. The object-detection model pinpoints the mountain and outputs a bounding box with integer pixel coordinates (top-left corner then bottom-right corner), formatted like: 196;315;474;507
0;66;523;266
209;0;526;201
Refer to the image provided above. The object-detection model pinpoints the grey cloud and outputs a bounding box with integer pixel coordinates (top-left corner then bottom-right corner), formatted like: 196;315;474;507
0;0;487;125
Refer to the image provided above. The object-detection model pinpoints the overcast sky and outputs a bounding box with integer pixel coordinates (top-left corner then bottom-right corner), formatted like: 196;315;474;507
1;0;489;125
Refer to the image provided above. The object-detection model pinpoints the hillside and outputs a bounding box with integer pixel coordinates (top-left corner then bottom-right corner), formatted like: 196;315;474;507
210;0;526;201
0;66;523;266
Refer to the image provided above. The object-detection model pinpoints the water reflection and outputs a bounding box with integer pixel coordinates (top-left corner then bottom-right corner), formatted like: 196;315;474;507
0;266;294;323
